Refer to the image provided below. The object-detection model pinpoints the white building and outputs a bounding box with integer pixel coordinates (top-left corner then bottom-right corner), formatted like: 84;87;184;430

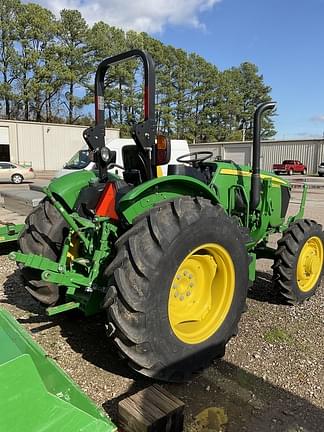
190;139;324;174
1;118;323;174
0;119;119;171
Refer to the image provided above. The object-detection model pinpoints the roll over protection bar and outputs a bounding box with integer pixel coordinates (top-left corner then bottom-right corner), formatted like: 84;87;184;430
250;101;276;210
83;49;156;181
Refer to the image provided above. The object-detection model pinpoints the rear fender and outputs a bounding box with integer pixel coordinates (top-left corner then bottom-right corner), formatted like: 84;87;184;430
118;175;219;224
46;171;98;209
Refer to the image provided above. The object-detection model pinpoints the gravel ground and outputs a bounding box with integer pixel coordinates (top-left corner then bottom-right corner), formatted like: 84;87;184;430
0;190;324;431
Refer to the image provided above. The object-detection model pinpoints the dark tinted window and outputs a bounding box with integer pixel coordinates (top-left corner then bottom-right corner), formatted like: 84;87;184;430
65;150;90;169
0;162;10;169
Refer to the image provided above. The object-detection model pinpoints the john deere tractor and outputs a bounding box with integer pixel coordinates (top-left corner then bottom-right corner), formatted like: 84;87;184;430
7;50;323;381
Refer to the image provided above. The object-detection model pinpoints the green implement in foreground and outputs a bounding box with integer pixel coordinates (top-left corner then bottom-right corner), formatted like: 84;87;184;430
0;223;24;244
0;307;116;432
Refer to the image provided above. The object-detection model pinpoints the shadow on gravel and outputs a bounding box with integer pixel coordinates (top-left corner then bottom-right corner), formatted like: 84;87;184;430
103;356;324;432
0;242;20;256
55;312;146;381
248;271;287;305
2;270;43;315
2;270;147;381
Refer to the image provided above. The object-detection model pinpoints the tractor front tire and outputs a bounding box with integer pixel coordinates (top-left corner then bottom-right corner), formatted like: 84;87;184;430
19;198;68;305
104;197;250;381
273;219;324;304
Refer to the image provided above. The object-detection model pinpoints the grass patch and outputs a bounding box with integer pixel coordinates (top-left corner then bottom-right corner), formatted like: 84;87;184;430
264;327;293;344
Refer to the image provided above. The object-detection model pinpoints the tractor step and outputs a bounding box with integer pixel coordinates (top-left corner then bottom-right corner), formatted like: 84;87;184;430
47;301;81;316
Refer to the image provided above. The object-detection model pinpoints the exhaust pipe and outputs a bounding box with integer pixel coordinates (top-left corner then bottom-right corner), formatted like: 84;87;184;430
250;101;276;210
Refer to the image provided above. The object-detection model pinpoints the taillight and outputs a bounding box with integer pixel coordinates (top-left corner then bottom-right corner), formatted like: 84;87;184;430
29;167;34;172
155;134;171;165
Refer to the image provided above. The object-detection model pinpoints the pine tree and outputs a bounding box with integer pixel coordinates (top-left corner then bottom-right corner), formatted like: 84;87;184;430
15;3;57;120
57;9;91;123
0;0;21;119
0;2;276;136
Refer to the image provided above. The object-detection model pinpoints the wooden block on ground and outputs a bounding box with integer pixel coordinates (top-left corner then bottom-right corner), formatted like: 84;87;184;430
118;384;185;432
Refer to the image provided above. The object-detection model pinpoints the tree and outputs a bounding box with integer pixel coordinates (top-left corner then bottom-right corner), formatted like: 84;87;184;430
186;53;220;142
0;2;275;136
15;2;57;120
234;62;275;139
57;9;91;123
36;44;67;122
0;0;21;118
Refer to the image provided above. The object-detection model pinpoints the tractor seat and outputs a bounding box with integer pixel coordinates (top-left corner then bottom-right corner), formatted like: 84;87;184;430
122;145;148;186
167;164;208;183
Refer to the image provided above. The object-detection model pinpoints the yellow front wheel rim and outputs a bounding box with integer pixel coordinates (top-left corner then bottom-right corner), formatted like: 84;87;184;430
168;243;235;344
297;236;323;292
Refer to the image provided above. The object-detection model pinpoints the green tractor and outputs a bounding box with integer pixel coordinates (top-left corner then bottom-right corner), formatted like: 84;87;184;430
8;50;324;381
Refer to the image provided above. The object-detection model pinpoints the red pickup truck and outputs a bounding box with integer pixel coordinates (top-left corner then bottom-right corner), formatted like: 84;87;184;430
272;160;307;175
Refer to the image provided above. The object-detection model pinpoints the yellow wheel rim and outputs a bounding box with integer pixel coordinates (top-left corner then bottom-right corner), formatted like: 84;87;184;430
168;243;235;344
297;236;323;292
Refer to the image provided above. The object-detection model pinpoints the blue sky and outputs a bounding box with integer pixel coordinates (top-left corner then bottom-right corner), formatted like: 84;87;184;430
158;0;324;139
31;0;324;139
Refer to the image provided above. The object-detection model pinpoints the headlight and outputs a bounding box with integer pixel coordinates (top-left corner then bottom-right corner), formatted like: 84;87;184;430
100;147;110;163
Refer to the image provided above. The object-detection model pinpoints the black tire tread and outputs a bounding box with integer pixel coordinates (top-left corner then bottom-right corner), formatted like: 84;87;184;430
18;198;68;305
273;219;324;305
104;196;251;380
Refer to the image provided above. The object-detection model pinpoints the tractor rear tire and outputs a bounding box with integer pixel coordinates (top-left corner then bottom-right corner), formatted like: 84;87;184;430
19;198;68;305
273;219;324;304
104;197;250;381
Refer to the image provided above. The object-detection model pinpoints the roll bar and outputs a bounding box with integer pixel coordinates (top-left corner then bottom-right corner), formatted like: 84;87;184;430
83;49;156;181
250;101;276;210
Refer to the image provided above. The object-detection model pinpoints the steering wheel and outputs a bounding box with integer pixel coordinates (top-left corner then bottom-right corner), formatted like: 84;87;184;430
176;151;213;167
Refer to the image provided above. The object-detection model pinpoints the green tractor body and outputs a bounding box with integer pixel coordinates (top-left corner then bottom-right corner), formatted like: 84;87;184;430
9;160;298;317
3;49;323;380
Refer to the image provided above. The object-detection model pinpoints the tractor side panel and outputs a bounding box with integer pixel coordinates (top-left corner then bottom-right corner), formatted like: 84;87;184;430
213;164;290;229
212;165;252;213
268;184;284;227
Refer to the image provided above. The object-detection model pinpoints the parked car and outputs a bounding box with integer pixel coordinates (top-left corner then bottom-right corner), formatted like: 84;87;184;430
0;162;35;184
272;160;307;175
318;162;324;177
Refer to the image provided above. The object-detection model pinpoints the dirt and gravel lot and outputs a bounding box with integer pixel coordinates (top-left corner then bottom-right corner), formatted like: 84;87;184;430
0;189;324;432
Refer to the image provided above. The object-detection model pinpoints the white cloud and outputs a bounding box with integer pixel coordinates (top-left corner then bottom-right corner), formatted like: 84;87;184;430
24;0;221;33
310;114;324;123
